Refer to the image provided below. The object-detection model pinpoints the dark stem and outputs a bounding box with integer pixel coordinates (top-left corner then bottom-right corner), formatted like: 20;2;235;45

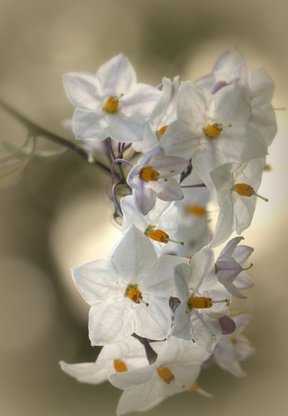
0;99;111;175
181;183;206;188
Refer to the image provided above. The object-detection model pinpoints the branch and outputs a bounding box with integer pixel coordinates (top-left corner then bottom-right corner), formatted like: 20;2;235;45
0;99;111;175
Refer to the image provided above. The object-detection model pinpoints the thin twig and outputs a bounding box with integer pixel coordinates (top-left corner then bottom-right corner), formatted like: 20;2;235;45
0;99;111;175
181;183;206;188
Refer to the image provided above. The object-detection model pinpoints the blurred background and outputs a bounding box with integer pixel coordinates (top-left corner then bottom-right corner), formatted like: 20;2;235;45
0;0;287;414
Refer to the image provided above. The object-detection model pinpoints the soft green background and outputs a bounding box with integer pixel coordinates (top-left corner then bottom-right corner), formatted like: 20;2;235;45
0;0;287;415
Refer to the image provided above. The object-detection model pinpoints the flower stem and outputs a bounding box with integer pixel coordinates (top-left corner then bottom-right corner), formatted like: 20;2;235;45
0;99;111;175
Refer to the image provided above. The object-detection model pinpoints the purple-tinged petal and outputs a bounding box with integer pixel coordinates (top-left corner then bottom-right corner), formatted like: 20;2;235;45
219;315;236;335
134;181;156;215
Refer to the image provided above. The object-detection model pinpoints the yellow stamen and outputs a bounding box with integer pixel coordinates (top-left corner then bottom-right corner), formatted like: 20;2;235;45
187;296;213;310
125;284;143;304
113;359;128;373
145;226;169;243
102;96;119;114
157;367;175;384
184;204;206;217
144;225;184;245
233;183;268;202
187;296;229;310
156;125;168;139
203;123;223;139
139;166;160;182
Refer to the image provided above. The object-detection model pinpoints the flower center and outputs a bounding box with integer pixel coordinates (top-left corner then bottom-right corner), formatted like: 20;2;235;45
145;225;169;243
203;123;223;139
157;367;175;384
144;225;184;245
156;125;168;139
232;182;268;202
187;296;229;310
184;204;206;217
125;284;143;304
113;359;128;373
187;296;213;309
139;166;160;182
233;183;254;197
102;96;119;114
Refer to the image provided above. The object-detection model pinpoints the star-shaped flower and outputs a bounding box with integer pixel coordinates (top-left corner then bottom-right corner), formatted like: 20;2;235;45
210;158;267;246
196;49;277;147
72;225;183;345
127;147;187;215
60;338;147;385
215;237;254;298
213;314;255;377
173;248;231;348
109;336;210;415
133;76;181;153
63;54;161;143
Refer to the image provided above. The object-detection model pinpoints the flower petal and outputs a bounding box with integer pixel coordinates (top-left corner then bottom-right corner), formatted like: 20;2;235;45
59;361;108;384
88;300;134;345
121;83;161;119
72;108;108;141
111;225;157;280
72;259;118;305
97;54;136;96
63;72;101;110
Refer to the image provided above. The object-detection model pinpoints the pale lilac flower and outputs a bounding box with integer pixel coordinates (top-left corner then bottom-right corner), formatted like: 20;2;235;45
213;314;255;377
63;54;161;143
215;237;254;298
127;147;187;215
72;226;183;345
109;336;210;415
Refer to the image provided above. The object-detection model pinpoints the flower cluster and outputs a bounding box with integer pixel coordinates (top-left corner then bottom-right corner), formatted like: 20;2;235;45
60;51;276;414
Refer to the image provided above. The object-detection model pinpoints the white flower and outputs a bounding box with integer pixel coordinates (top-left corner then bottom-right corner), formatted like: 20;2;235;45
60;338;147;385
63;54;161;143
72;225;183;345
127;147;187;215
196;49;277;147
213;314;255;377
133;76;180;153
162;80;266;188
215;237;254;298
173;248;231;349
210;158;267;246
109;336;210;415
120;195;185;253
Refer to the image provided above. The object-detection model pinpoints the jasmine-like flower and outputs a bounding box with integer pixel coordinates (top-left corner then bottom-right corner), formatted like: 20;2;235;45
133;76;180;153
162;80;266;188
109;336;210;415
210;158;267;246
60;338;147;385
63;54;161;143
215;237;254;298
173;248;231;348
120;195;185;253
196;49;277;147
213;314;255;377
127;147;187;215
72;225;183;345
